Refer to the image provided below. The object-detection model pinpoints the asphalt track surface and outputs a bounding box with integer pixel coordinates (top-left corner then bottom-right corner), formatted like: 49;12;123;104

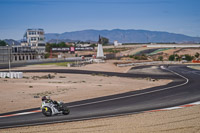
134;48;160;55
0;65;200;129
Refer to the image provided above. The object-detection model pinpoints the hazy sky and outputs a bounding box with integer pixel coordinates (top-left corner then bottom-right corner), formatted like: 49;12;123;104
0;0;200;40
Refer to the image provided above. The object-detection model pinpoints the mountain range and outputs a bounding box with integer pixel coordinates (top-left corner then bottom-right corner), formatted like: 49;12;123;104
45;29;200;43
4;39;21;45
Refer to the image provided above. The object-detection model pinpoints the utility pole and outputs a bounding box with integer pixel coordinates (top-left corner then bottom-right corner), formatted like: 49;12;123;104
7;45;11;73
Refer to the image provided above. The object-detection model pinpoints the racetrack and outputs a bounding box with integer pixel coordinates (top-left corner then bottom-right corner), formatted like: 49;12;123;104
0;65;200;129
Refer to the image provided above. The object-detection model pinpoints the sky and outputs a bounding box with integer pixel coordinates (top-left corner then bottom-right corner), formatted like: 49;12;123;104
0;0;200;40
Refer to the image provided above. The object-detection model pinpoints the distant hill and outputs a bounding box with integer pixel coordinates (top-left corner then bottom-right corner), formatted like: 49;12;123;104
4;39;20;45
47;39;80;44
45;29;200;43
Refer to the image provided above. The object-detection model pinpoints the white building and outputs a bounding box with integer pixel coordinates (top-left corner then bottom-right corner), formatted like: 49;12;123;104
97;43;105;58
0;46;40;64
114;40;122;46
22;29;46;53
96;35;106;59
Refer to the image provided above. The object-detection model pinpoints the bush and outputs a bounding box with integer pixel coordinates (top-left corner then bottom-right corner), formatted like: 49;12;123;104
183;54;194;61
133;54;148;60
129;55;133;58
169;55;175;61
169;54;194;61
45;53;50;58
195;52;200;59
0;40;7;46
158;56;163;61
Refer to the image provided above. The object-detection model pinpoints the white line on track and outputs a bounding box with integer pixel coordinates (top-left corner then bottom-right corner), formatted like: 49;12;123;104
68;66;189;108
1;101;200;129
0;66;192;119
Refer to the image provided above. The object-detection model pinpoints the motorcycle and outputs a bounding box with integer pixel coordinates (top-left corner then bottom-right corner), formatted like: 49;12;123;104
41;101;70;116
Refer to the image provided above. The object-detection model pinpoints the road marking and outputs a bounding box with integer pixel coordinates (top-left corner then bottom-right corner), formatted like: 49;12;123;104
0;66;195;119
68;66;189;108
1;101;200;129
0;110;41;118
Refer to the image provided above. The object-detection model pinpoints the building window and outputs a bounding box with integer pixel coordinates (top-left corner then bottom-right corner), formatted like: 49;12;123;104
28;31;37;35
39;32;44;35
38;43;45;46
31;37;37;41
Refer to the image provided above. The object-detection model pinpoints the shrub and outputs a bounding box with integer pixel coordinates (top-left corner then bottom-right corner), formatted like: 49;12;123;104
158;56;163;61
169;55;175;61
183;54;194;61
133;54;147;60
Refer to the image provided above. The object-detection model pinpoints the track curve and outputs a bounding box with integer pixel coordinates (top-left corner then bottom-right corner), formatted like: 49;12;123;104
0;65;200;129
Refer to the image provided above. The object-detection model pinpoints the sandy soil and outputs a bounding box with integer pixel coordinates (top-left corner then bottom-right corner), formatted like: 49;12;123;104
154;48;200;57
188;66;200;70
175;48;200;56
12;60;131;73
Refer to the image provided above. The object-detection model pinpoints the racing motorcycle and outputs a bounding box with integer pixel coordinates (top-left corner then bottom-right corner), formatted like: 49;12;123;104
41;101;70;116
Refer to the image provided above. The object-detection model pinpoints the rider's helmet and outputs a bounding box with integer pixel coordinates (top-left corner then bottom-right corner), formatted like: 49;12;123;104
41;96;50;101
46;96;50;100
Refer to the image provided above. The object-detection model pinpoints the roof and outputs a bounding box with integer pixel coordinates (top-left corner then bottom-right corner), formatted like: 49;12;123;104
27;28;44;31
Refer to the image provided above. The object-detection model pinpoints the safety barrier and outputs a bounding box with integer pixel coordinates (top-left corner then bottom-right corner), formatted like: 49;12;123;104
0;72;23;79
192;60;200;63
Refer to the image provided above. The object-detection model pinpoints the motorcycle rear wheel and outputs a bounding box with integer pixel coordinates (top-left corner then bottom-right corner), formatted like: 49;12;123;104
62;107;70;115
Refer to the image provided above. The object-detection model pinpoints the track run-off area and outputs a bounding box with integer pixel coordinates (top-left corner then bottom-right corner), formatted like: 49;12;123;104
0;65;200;129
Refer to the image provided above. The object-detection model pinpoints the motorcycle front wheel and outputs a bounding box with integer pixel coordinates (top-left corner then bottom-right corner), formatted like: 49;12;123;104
42;106;52;116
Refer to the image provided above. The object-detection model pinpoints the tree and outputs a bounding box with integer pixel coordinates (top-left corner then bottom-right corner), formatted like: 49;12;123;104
133;54;147;60
195;52;200;59
129;55;133;58
175;54;181;61
44;53;50;58
100;37;109;45
89;44;97;47
0;40;7;46
184;54;194;61
59;42;66;47
169;55;175;61
158;56;163;61
45;43;52;52
45;42;73;53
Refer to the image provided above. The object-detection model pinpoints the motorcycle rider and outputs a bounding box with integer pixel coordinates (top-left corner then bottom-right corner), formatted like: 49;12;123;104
41;96;61;110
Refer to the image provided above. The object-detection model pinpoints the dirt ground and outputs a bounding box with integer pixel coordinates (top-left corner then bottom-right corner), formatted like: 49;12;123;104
188;66;200;70
151;48;200;61
1;60;199;133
